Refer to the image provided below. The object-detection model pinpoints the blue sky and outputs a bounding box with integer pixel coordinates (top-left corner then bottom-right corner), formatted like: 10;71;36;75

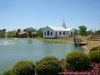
0;0;100;31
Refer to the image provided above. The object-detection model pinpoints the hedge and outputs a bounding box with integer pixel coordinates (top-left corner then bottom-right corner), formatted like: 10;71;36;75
12;61;35;75
89;50;100;63
65;51;91;71
90;46;100;52
36;56;63;75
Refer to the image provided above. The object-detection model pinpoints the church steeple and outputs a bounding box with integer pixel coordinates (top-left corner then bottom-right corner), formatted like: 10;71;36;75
62;19;67;28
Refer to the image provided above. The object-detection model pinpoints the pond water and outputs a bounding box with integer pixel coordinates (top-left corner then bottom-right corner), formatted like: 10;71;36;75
0;39;83;73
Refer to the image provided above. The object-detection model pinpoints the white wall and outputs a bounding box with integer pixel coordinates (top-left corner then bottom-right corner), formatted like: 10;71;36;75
43;27;74;38
43;27;55;38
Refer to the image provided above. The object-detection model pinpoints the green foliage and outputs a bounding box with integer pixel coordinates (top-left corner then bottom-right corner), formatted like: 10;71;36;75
24;27;37;38
2;70;11;75
73;29;79;35
7;30;18;38
0;29;5;38
12;61;35;75
90;46;100;51
79;25;87;35
0;27;45;38
95;30;100;33
65;51;91;71
89;50;100;63
37;28;44;37
36;56;62;75
86;30;93;35
25;27;37;33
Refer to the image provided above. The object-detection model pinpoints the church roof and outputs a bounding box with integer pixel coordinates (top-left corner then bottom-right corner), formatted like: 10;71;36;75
47;26;72;31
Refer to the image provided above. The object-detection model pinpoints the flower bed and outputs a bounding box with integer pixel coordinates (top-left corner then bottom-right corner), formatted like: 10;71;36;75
64;62;100;75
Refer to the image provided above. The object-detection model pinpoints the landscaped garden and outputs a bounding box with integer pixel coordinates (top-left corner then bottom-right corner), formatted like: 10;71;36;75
2;46;100;75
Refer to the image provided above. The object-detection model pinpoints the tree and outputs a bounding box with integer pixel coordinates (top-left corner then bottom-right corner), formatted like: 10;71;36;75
24;27;37;38
37;28;45;37
7;30;17;37
25;27;37;32
86;30;93;35
95;30;100;33
73;29;79;35
79;25;87;35
0;29;6;38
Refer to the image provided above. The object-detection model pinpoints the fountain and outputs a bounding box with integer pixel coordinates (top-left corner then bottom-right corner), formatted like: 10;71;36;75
4;32;8;44
0;31;16;45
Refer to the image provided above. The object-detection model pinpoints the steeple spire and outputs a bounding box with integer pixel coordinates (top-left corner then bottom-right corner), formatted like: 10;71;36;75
62;18;67;28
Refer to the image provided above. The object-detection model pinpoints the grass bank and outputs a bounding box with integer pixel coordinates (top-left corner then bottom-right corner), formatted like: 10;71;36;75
78;36;100;52
0;37;74;43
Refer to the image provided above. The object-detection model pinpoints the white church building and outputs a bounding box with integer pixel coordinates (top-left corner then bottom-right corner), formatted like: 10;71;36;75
43;26;74;38
43;20;74;38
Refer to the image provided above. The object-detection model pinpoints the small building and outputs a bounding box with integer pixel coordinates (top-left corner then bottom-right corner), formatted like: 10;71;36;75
18;29;27;35
18;29;28;38
43;26;74;38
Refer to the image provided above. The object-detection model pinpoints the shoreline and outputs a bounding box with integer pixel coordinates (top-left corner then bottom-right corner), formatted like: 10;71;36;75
0;37;73;43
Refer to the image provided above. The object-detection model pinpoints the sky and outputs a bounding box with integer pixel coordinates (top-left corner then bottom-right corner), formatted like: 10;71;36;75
0;0;100;31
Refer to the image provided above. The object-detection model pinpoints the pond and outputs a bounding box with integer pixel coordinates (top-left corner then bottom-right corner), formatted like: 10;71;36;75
0;39;83;74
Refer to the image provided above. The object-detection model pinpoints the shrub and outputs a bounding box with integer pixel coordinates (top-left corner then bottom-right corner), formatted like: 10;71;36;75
90;46;100;51
65;51;91;71
12;61;35;75
36;56;63;75
89;50;100;63
2;70;12;75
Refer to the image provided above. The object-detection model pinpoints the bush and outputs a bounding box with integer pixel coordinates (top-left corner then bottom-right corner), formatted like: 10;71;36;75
36;56;63;75
2;70;12;75
12;61;35;75
89;50;100;63
90;46;100;51
65;51;91;71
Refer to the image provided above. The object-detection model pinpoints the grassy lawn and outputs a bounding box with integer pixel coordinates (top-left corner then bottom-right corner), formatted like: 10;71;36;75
87;41;100;50
0;37;74;43
43;37;73;43
77;36;100;51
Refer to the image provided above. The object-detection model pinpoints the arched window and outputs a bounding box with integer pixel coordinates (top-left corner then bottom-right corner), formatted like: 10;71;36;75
71;32;73;36
63;32;65;35
47;31;49;36
51;32;52;35
44;32;46;35
59;32;61;35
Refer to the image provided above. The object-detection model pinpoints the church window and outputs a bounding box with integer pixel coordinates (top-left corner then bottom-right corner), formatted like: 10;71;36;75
47;31;49;36
59;32;61;35
51;32;52;35
63;32;65;35
44;32;46;35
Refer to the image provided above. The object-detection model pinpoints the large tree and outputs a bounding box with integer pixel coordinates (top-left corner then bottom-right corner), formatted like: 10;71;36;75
79;25;87;35
24;27;37;38
25;27;37;32
37;27;45;37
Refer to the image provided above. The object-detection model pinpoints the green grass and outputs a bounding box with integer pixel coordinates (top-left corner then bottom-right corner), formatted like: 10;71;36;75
0;37;74;43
